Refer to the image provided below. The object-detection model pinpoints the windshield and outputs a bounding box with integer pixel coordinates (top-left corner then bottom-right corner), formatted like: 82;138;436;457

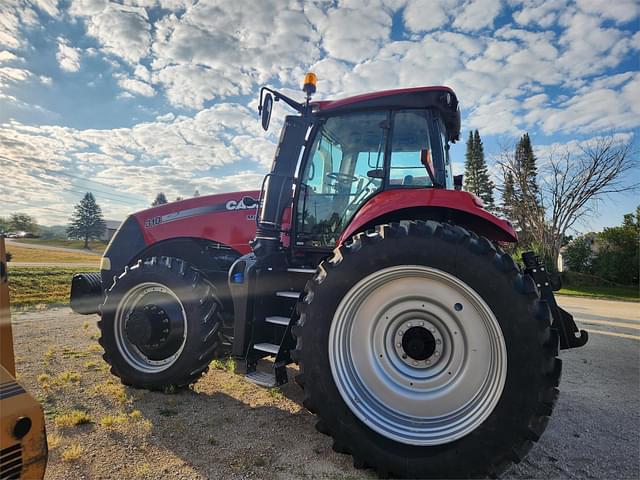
296;111;388;248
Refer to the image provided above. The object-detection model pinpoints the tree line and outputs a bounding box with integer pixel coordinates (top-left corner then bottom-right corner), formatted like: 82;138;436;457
462;130;637;279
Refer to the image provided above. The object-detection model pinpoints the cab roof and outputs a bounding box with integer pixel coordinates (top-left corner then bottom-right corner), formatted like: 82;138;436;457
312;86;461;142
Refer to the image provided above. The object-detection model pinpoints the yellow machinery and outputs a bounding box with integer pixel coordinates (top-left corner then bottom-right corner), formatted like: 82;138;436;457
0;237;47;480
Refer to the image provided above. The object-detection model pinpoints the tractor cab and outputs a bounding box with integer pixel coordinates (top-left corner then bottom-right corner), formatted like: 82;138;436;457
253;78;460;258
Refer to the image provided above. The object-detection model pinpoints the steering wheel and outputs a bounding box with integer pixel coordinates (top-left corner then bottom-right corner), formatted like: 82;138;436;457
326;172;358;183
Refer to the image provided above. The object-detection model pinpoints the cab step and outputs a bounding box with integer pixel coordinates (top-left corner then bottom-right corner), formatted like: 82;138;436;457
276;291;301;299
266;316;290;326
253;342;279;355
245;371;276;388
287;268;316;274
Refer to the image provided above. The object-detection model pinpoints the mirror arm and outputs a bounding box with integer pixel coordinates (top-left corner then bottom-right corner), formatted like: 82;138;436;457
259;87;305;114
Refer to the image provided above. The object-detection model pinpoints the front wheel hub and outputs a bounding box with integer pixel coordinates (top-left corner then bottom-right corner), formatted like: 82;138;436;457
329;265;507;446
114;283;188;373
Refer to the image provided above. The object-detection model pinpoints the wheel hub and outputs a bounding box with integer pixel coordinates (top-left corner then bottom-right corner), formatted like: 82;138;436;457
394;320;443;368
125;304;171;349
114;283;188;373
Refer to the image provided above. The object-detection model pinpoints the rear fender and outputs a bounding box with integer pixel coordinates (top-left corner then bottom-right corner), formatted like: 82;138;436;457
338;189;517;244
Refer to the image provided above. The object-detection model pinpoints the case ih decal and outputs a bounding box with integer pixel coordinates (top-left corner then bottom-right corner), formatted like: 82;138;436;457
143;198;257;229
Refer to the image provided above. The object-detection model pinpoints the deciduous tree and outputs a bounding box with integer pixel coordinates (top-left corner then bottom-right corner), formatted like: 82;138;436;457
500;135;637;269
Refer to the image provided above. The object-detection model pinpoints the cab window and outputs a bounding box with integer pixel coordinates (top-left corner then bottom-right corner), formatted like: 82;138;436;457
296;111;388;248
389;110;434;187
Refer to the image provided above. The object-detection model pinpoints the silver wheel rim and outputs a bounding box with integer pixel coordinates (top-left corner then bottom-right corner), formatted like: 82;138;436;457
328;265;507;446
114;282;188;373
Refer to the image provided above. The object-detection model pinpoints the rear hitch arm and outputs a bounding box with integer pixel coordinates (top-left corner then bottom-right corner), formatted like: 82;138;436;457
521;252;588;350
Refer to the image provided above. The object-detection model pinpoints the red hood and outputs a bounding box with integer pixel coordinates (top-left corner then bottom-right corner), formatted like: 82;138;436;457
133;190;260;254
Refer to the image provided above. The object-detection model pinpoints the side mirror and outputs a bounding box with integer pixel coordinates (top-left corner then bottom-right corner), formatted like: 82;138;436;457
453;174;463;191
260;93;273;131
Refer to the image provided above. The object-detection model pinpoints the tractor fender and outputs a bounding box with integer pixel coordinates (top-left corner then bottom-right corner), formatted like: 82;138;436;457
339;189;517;244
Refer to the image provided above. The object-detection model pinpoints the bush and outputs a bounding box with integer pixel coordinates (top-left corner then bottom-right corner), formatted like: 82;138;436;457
5;251;11;262
563;236;593;273
591;211;639;284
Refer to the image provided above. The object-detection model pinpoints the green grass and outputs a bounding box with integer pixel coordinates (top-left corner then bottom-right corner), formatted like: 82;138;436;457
7;244;100;264
8;266;81;308
13;238;108;253
558;285;639;302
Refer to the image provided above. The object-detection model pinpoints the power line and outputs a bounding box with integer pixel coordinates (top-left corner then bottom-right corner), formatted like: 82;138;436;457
2;200;71;216
43;169;148;202
0;156;148;203
6;171;141;207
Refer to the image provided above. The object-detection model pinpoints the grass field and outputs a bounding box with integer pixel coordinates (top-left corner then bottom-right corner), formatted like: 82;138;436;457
9;267;83;309
8;245;101;264
558;285;639;302
13;238;108;253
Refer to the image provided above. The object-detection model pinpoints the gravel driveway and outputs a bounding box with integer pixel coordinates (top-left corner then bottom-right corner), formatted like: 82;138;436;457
9;296;639;479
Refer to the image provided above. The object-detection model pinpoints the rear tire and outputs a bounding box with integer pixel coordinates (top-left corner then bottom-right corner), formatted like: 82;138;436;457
293;221;561;478
99;257;222;391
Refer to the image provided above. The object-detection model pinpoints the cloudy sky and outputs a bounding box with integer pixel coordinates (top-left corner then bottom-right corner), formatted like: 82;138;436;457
0;0;638;231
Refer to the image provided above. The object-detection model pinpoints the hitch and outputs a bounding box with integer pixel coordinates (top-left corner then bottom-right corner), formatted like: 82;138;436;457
522;252;588;350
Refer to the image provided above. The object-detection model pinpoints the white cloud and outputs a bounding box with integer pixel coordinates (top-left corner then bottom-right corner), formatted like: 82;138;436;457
403;0;459;33
512;0;567;28
576;0;640;24
56;37;81;72
453;0;503;31
318;4;392;62
0;50;18;63
532;74;640;134
117;76;155;97
0;101;276;222
83;3;151;64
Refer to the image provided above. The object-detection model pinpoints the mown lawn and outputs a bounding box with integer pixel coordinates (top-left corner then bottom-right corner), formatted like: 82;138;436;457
8;245;101;264
8;267;89;309
558;285;639;302
13;238;108;254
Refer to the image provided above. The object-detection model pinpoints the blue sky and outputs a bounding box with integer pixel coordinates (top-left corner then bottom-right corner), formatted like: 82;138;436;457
0;0;638;232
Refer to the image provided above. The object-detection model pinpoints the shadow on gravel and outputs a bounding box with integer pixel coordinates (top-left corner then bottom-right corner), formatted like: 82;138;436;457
127;364;358;479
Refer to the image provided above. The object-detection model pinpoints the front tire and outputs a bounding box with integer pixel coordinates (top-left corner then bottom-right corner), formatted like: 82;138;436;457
99;257;222;391
293;221;561;478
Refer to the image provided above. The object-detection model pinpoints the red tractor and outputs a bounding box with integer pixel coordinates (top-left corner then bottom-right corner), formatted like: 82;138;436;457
71;75;587;478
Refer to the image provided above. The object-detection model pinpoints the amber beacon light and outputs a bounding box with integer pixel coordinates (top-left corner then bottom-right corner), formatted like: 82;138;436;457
303;72;317;98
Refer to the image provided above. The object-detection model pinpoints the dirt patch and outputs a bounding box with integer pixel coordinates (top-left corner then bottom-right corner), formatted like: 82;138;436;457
12;307;372;480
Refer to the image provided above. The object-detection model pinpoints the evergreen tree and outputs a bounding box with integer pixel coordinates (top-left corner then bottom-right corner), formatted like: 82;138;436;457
152;192;168;206
67;193;106;248
463;130;495;211
463;131;477;192
503;133;542;245
514;133;540;203
501;171;515;218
